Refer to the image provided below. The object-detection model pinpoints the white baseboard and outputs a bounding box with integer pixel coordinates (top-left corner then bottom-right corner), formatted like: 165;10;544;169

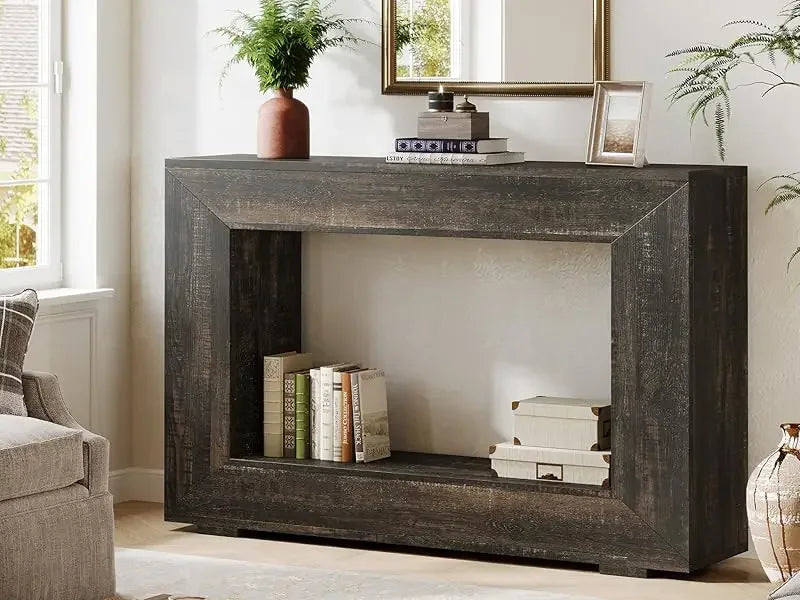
110;467;164;503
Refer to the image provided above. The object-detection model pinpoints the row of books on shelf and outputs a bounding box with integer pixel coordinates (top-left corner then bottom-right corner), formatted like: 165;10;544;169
263;352;391;464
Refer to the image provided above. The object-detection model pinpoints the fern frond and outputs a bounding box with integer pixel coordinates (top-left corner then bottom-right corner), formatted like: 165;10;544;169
713;103;726;161
668;82;714;104
213;0;368;92
730;32;781;48
781;1;800;20
666;44;732;58
721;85;732;118
788;246;800;271
666;5;800;162
763;172;800;214
726;19;771;28
760;172;800;190
766;191;800;213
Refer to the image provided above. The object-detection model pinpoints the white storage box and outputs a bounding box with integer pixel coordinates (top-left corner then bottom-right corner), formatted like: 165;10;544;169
489;442;610;486
512;397;611;451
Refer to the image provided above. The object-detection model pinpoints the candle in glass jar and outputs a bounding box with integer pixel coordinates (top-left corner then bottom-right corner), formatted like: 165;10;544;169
428;84;454;112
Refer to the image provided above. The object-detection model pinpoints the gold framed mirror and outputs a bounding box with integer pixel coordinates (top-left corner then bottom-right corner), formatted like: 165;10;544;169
382;0;610;97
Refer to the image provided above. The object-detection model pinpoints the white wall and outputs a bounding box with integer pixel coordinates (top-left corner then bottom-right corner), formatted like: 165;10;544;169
132;0;800;474
504;0;594;82
27;303;99;430
94;0;132;475
27;0;133;475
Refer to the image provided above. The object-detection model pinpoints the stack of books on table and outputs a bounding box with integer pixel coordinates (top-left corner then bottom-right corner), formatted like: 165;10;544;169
263;352;391;464
386;107;524;166
489;397;611;487
387;137;524;165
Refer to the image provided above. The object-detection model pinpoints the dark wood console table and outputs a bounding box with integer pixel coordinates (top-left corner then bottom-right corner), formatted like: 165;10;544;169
165;156;748;577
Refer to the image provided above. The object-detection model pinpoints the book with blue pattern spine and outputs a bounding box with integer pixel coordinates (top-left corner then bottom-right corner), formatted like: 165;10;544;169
395;138;508;154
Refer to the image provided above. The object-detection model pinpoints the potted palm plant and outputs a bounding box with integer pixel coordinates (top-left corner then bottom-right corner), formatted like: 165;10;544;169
215;0;364;159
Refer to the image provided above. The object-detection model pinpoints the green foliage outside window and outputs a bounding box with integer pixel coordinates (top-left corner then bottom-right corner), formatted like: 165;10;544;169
0;92;38;269
0;0;39;268
396;0;452;78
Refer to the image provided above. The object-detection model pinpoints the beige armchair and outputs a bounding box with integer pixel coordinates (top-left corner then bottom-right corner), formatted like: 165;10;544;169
0;372;115;599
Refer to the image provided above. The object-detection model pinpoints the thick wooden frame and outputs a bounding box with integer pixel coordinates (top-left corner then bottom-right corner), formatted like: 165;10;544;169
382;0;610;97
165;156;748;577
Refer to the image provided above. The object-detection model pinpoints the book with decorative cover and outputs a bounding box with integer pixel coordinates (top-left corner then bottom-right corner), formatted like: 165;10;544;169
354;369;391;463
263;352;312;458
283;372;297;458
295;373;310;459
351;371;365;463
386;152;525;166
333;372;343;462
395;138;508;154
309;368;320;459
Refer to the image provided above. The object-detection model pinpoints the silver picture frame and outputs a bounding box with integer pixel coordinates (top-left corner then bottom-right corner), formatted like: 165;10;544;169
586;81;651;168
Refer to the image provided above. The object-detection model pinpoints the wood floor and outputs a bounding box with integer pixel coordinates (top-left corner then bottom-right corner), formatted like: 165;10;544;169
115;502;775;599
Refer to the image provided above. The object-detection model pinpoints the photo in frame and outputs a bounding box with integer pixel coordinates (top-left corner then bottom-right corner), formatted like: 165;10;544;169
586;81;652;168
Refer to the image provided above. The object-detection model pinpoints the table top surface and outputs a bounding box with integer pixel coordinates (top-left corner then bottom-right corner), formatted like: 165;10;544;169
166;155;746;183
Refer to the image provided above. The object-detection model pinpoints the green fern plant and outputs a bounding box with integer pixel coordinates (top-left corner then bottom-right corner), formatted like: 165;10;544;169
761;172;800;269
214;0;366;93
668;1;800;268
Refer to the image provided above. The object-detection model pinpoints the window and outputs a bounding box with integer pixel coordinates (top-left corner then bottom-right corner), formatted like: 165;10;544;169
0;0;61;290
396;0;462;80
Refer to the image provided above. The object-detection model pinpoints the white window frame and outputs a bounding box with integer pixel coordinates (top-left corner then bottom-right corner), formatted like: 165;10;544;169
449;0;462;79
0;0;62;292
458;0;505;82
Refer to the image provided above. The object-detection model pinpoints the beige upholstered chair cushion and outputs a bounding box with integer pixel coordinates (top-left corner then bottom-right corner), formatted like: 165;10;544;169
0;290;39;416
0;414;83;501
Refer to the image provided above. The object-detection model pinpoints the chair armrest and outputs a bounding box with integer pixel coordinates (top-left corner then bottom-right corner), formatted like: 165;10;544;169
22;371;109;495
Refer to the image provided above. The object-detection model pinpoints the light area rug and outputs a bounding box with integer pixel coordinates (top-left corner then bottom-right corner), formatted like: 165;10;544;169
115;548;600;600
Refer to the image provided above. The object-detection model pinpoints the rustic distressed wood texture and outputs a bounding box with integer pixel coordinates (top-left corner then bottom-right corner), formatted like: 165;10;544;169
164;156;748;577
228;230;302;459
612;185;692;557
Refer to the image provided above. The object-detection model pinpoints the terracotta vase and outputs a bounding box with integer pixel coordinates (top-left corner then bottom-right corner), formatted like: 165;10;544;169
257;88;310;159
748;423;800;583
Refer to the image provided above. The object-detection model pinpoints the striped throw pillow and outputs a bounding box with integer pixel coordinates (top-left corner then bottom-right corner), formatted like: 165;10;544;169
0;289;38;416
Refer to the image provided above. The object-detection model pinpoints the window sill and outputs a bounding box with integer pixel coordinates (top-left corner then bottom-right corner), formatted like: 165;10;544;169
37;287;115;308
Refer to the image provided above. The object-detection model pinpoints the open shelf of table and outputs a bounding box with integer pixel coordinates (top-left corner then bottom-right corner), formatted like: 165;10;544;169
232;451;610;498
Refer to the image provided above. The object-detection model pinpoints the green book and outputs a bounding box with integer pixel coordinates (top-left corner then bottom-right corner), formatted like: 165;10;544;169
296;373;311;459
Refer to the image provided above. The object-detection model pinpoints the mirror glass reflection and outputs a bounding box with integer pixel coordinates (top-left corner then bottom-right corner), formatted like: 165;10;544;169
394;0;595;83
